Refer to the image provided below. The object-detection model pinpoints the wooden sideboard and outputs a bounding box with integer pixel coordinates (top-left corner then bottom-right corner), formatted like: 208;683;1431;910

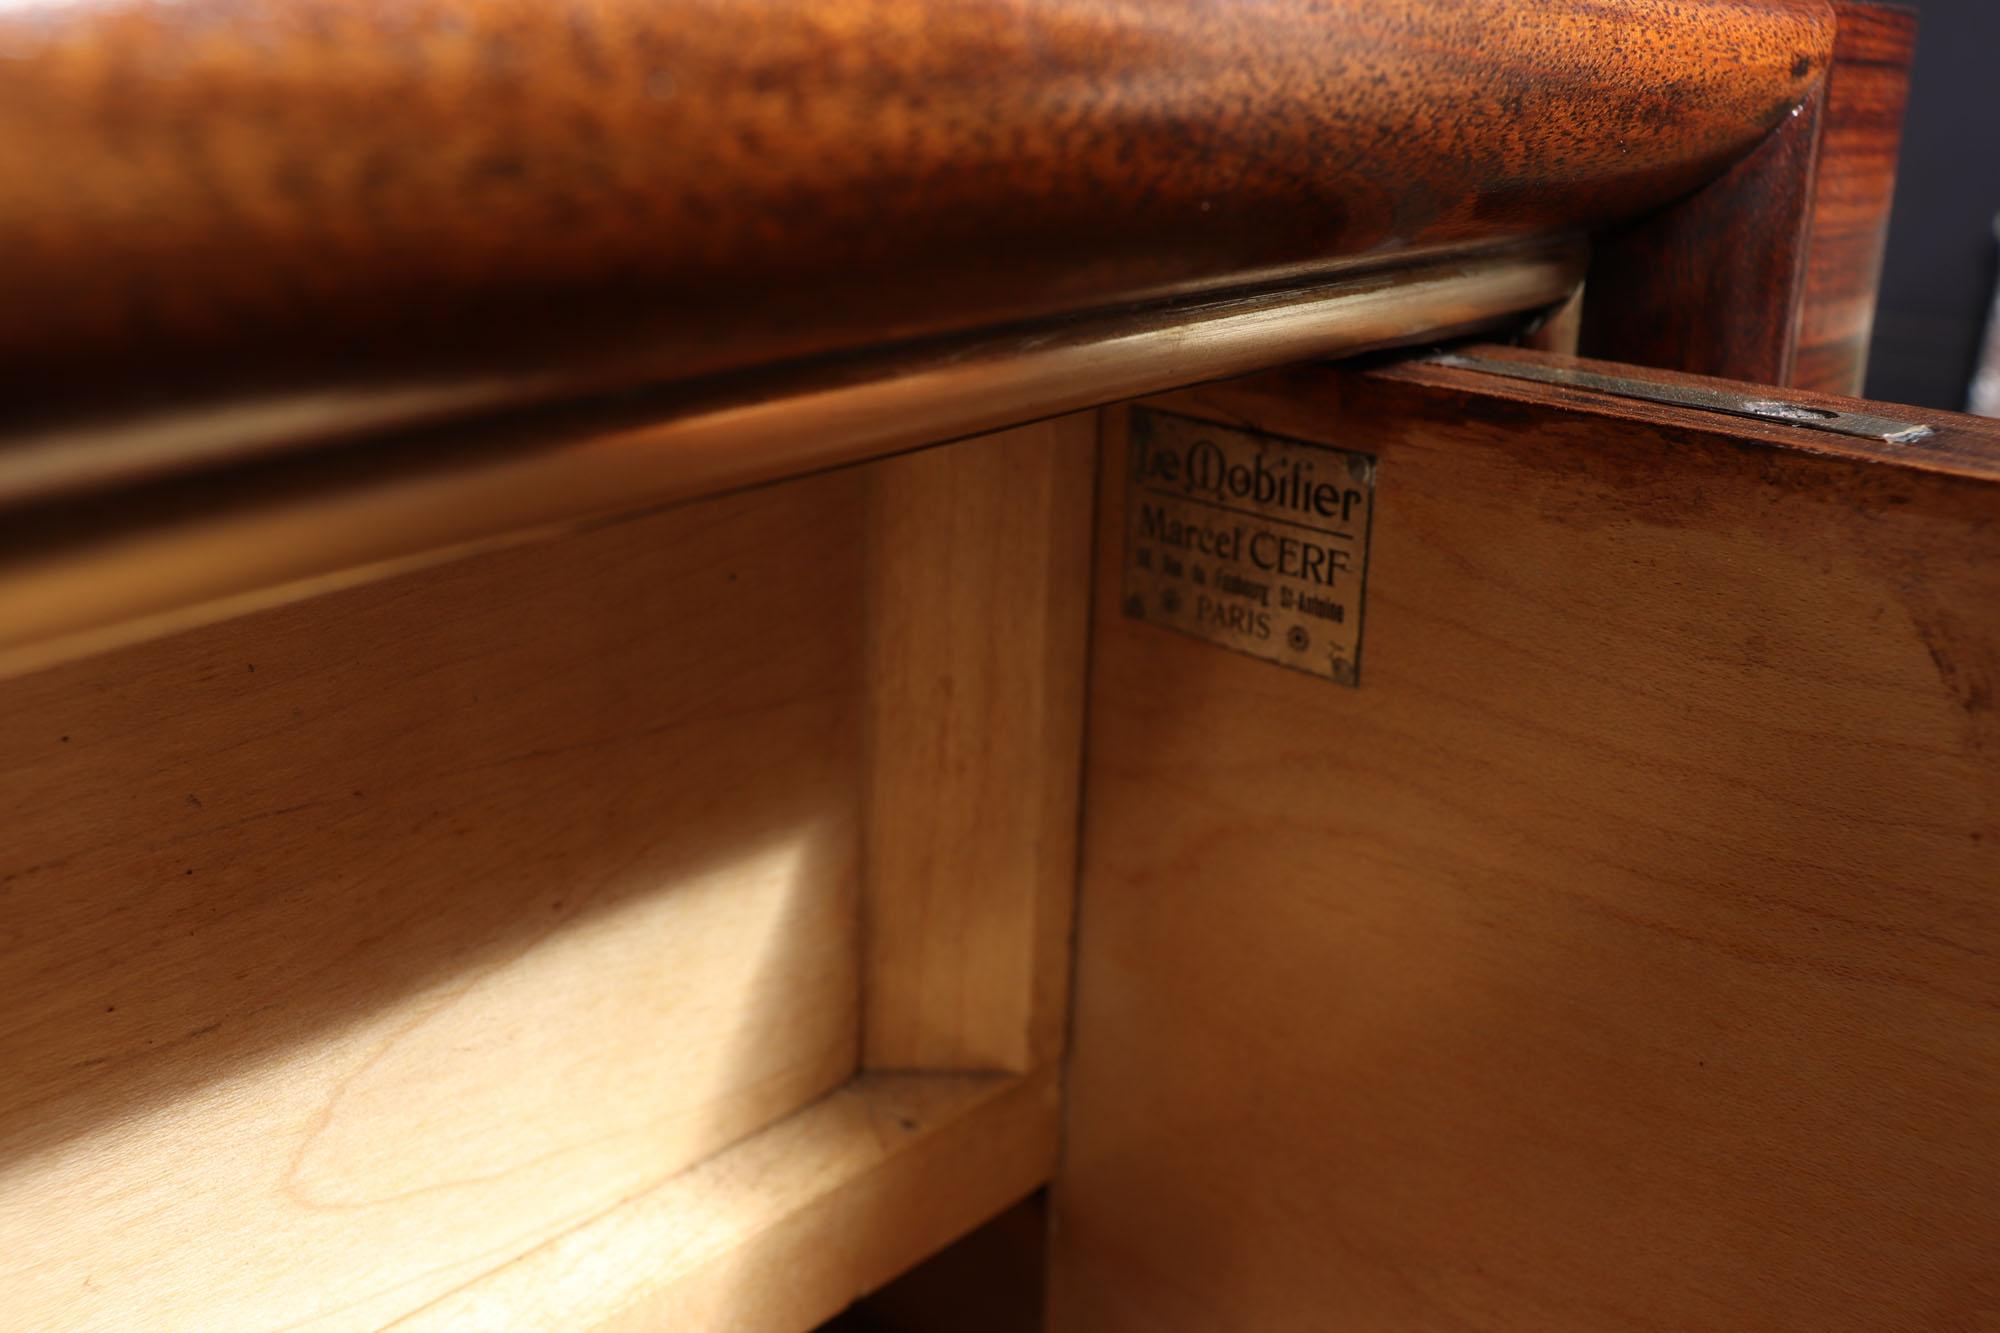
4;2;1992;1329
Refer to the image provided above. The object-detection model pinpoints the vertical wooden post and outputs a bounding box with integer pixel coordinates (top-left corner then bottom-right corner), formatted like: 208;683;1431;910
1793;1;1919;394
863;416;1097;1072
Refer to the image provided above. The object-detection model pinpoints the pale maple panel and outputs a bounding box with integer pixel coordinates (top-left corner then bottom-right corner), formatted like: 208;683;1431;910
864;416;1096;1071
0;470;868;1329
404;1070;1059;1330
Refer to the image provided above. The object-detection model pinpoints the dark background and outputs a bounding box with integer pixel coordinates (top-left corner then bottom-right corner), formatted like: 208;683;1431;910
1864;0;2000;410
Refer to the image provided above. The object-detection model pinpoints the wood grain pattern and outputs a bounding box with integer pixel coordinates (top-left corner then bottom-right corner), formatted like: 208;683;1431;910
0;470;870;1328
865;417;1096;1071
0;0;1829;447
1581;84;1827;383
400;1070;1059;1331
1794;2;1918;395
1052;356;2000;1330
1581;1;1915;392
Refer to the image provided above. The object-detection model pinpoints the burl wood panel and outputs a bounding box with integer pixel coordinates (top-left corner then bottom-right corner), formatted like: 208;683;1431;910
0;0;1828;436
1581;1;1914;393
0;470;868;1327
1053;359;1999;1329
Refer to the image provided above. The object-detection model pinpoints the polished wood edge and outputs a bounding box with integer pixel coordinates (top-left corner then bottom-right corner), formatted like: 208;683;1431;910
0;0;1830;439
0;242;1585;682
1577;0;1913;391
1793;1;1919;395
0;240;1569;509
1376;342;2000;485
1579;86;1827;383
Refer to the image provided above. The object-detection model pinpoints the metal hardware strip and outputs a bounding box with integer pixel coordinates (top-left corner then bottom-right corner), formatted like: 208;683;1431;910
1428;352;1935;445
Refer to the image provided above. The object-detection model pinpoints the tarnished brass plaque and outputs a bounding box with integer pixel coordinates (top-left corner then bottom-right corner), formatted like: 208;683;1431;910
1121;408;1374;685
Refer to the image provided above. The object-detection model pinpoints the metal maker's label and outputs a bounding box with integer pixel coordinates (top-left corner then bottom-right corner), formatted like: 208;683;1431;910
1122;408;1374;685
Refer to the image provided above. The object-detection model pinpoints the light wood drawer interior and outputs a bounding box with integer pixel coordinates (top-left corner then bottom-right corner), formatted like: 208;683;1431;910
0;417;1093;1330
